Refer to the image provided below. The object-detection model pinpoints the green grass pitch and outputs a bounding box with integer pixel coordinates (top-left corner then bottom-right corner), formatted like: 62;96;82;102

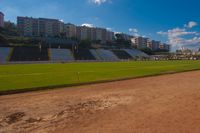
1;60;200;93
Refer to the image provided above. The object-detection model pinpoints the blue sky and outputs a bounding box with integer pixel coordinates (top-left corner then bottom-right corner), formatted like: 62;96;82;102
0;0;200;50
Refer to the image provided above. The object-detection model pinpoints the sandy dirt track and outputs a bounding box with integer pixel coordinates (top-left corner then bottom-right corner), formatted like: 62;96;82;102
1;71;200;133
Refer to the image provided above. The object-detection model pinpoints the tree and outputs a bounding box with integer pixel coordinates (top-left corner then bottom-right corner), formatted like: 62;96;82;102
115;33;132;48
79;39;91;49
0;34;9;45
140;48;153;55
0;21;19;36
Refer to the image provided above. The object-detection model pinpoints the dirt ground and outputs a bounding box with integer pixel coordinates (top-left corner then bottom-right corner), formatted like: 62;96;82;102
1;71;200;133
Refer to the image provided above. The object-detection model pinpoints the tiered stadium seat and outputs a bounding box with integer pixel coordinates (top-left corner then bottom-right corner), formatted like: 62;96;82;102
133;49;149;58
112;50;133;59
124;49;149;58
96;49;119;61
10;47;49;61
50;49;74;61
90;49;102;60
0;47;11;63
74;49;96;60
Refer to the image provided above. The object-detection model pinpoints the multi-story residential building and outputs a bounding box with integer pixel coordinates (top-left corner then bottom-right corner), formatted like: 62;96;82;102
133;36;148;49
147;39;160;51
16;16;170;48
17;17;35;36
80;26;88;40
0;12;4;27
148;39;170;51
152;41;160;51
147;39;153;49
91;27;97;41
64;23;77;39
76;26;81;40
101;28;107;43
106;31;114;42
95;28;103;41
76;26;97;41
75;26;112;43
163;44;170;51
17;17;64;37
39;18;64;37
159;43;165;50
147;39;158;50
79;26;94;40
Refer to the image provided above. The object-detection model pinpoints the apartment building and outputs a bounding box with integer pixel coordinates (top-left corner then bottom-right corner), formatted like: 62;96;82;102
16;16;169;48
95;28;103;41
147;39;160;50
91;27;97;41
147;39;153;49
152;41;160;50
106;31;115;42
64;23;76;39
133;36;148;49
163;44;170;51
75;26;93;41
17;17;64;37
101;28;107;43
0;12;4;27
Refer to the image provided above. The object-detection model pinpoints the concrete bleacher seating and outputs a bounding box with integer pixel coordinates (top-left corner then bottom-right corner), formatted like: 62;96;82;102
0;47;11;63
124;49;149;58
133;49;149;58
112;50;133;59
96;49;119;61
50;49;74;61
74;49;96;60
10;47;49;61
90;49;102;60
0;46;149;63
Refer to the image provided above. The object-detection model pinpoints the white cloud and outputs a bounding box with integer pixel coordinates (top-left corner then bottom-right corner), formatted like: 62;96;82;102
2;6;21;22
89;0;109;5
157;25;200;49
81;23;94;27
106;27;112;31
184;21;198;28
182;37;200;45
129;28;139;36
157;28;197;38
129;28;138;33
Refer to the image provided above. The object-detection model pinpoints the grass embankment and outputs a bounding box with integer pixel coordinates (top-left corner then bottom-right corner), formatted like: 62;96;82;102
0;60;200;94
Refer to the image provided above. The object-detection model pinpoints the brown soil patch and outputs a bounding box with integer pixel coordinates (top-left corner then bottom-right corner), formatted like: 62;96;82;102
1;71;200;133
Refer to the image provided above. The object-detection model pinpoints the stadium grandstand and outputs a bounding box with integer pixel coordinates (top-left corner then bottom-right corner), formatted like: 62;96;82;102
0;46;149;63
